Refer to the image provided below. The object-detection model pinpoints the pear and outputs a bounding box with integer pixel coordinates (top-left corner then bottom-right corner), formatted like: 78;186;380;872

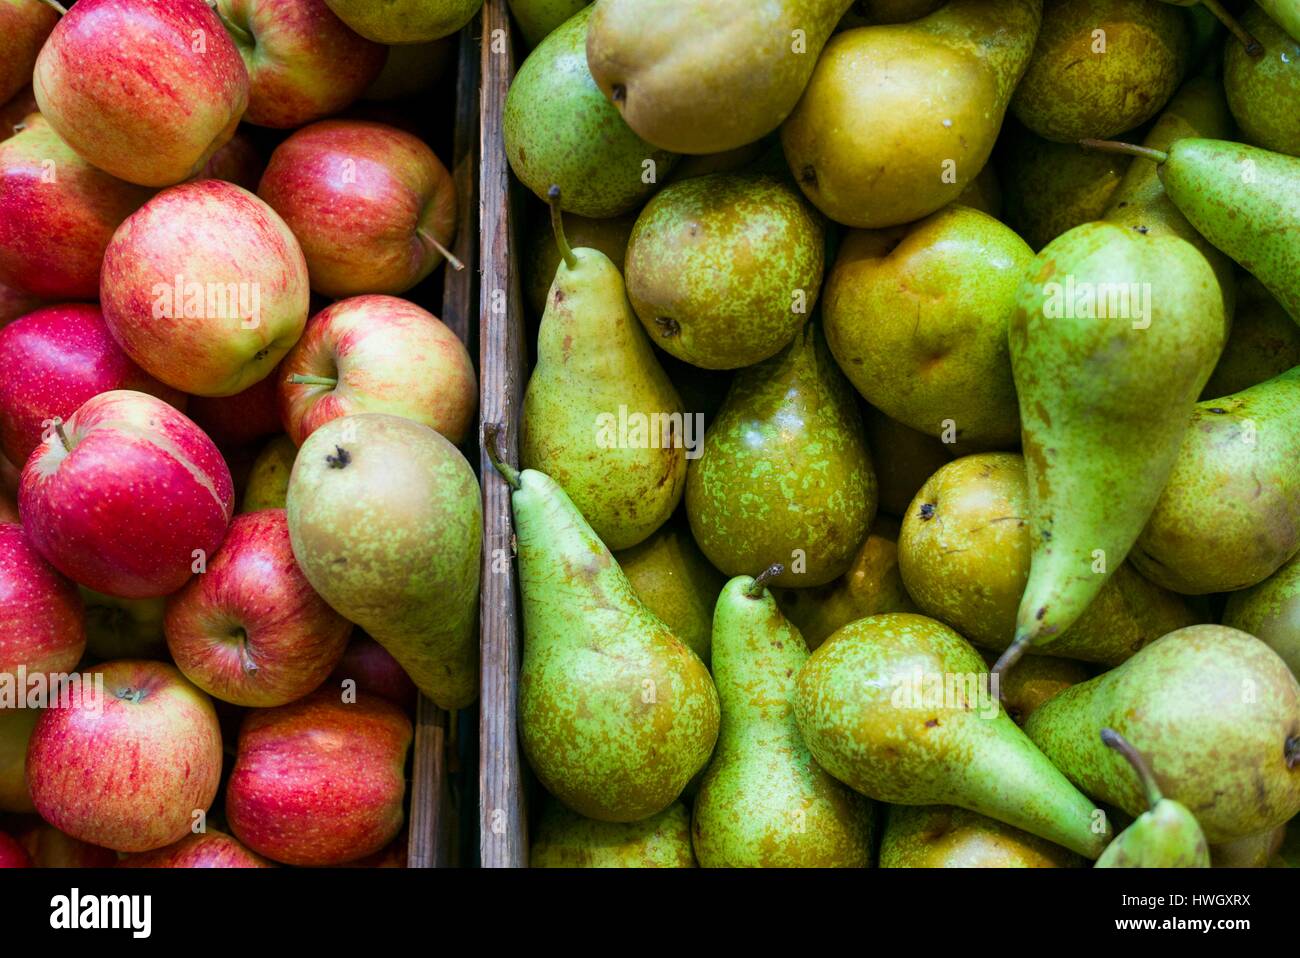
978;650;1091;726
1094;729;1210;868
1257;0;1300;43
880;804;1082;867
1202;276;1300;398
623;173;825;370
1223;550;1300;679
998;221;1224;675
1225;5;1300;157
692;566;875;867
1210;824;1286;868
1025;625;1300;843
240;434;296;513
1131;367;1300;594
286;414;481;709
585;0;854;155
686;322;876;589
614;514;726;664
503;7;677;217
486;444;719;823
521;207;635;319
505;0;590;48
794;613;1112;858
824;205;1034;447
530;797;696;867
782;0;1042;228
1011;0;1190;143
864;406;953;518
776;515;916;651
520;194;686;551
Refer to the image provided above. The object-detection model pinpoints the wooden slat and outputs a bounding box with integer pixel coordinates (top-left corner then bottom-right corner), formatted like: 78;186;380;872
477;0;529;869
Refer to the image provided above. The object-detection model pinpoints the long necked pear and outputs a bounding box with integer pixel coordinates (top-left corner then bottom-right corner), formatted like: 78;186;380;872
686;321;876;589
794;612;1111;858
692;566;875;867
521;190;686;551
880;804;1082;867
1025;625;1300;843
286;414;481;709
585;0;855;155
1094;729;1210;868
487;437;718;822
1132;366;1300;594
996;221;1225;677
781;0;1042;228
530;797;696;867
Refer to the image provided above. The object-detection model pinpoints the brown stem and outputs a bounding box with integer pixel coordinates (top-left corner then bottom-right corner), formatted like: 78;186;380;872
1079;139;1169;165
990;633;1030;689
1101;728;1163;811
39;0;67;14
52;418;72;453
482;423;520;490
417;228;465;272
1201;0;1263;57
745;564;785;598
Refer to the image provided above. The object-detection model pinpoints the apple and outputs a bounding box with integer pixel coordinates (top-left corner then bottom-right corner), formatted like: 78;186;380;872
322;0;480;44
0;522;85;679
15;822;117;867
279;295;476;446
186;365;282;450
362;39;454;101
80;588;168;662
226;689;411;865
0;115;155;300
19;390;234;599
0;304;187;466
0;85;38;143
329;635;417;714
0;0;59;105
26;659;224;853
119;829;273;868
195;128;265;192
100;179;310;397
0;706;38;812
164;509;352;707
33;0;250;187
258;119;458;298
216;0;385;129
0;830;30;868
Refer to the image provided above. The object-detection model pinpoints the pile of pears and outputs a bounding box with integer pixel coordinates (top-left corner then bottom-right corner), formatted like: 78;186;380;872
497;0;1300;868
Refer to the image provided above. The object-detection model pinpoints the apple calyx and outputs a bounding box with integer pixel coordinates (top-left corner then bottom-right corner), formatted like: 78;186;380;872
325;445;351;469
745;563;785;598
114;687;146;704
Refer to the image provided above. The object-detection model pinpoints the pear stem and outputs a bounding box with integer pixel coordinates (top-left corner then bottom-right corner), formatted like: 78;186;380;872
417;228;465;272
205;1;255;45
547;185;577;272
745;564;785;598
1079;140;1169;165
51;418;72;453
482;423;520;490
1101;728;1163;811
39;0;67;13
1201;0;1263;57
289;374;338;387
990;633;1030;688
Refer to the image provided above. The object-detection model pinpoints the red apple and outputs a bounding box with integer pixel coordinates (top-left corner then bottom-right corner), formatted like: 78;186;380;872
216;0;385;129
165;509;352;707
0;829;30;867
226;690;411;865
0;0;59;106
194;128;265;192
0;522;84;679
0;85;38;143
329;635;417;713
258;119;457;297
0;114;155;300
19;390;234;598
0;706;38;812
100;179;310;397
15;822;117;867
0;304;186;466
279;295;476;446
186;366;282;450
26;659;224;853
119;829;273;867
33;0;250;187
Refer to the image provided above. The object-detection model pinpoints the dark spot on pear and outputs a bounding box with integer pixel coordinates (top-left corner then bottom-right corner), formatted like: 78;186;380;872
611;84;626;104
1036;606;1047;620
253;348;269;361
554;289;565;303
800;165;817;188
1208;407;1228;414
326;446;351;469
925;718;939;728
918;502;936;521
655;316;680;338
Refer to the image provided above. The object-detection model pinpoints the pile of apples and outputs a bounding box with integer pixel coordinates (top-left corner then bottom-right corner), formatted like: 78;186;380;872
0;0;479;867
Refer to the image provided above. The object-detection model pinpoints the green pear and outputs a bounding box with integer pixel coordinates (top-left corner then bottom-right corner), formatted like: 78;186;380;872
520;197;686;551
503;7;677;217
692;566;875;867
1225;5;1300;157
686;322;876;589
530;797;696;867
1223;549;1300;678
623;173;825;370
1094;729;1210;868
900;453;1198;666
506;0;590;48
614;514;726;664
585;0;854;155
80;588;167;662
864;406;953;518
776;515;916;651
1210;823;1286;867
978;650;1091;726
240;434;296;513
1011;0;1189;143
880;804;1082;867
522;207;635;318
322;0;480;42
793;613;1112;858
286;414;481;709
1025;625;1300;843
1202;276;1300;398
999;221;1224;675
824;205;1034;447
1257;0;1300;43
782;0;1042;228
487;447;719;823
1132;367;1300;594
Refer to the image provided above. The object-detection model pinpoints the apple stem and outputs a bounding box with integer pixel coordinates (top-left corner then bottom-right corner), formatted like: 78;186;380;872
417;229;465;272
238;641;258;675
482;423;520;490
51;418;72;453
39;0;67;14
1202;0;1264;57
547;185;578;271
289;374;338;388
205;0;255;45
1101;728;1164;811
1079;140;1170;165
745;563;785;598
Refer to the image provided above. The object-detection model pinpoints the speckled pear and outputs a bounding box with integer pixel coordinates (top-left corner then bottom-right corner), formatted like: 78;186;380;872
1224;5;1300;156
880;804;1082;867
530;797;696;867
